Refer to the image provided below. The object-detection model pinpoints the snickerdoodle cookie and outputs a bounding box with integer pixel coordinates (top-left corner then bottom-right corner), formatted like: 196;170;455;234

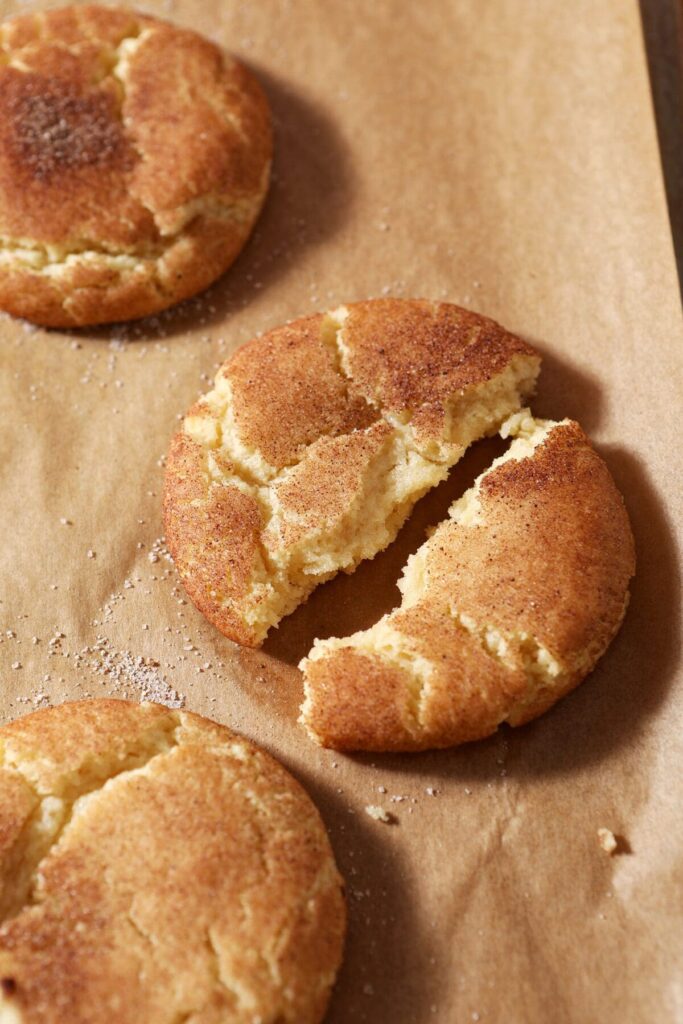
300;411;635;751
0;5;271;326
0;699;345;1023
163;299;540;646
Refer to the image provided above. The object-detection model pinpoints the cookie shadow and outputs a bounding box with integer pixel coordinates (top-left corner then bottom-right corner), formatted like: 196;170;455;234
524;335;605;432
83;66;355;343
345;444;679;782
274;765;444;1024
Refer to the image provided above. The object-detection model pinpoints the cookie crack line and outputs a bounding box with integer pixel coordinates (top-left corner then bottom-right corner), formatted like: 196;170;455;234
320;307;443;459
106;27;267;241
321;305;540;463
220;778;343;1005
187;306;469;497
124;903;223;1018
201;416;443;627
300;605;563;740
0;198;264;275
0;711;184;926
189;321;440;528
415;605;568;731
166;923;282;1024
204;927;252;1013
0;6;143;64
185;334;367;492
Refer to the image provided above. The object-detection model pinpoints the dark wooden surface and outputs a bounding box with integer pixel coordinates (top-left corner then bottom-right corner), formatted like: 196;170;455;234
640;0;683;299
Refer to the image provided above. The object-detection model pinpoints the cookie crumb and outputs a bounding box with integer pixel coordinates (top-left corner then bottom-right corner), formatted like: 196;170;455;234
365;805;393;824
597;828;618;854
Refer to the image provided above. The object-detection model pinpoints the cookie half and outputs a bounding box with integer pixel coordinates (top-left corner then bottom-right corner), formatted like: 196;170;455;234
0;699;345;1023
300;412;636;751
0;5;272;327
163;299;540;646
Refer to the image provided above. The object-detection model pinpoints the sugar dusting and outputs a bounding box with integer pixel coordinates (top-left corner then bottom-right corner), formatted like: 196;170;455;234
85;636;184;708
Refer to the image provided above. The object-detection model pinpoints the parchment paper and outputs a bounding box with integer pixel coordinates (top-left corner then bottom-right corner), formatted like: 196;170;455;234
1;1;681;1021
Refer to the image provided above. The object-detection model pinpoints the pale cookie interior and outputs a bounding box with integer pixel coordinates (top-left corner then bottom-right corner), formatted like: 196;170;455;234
179;304;540;644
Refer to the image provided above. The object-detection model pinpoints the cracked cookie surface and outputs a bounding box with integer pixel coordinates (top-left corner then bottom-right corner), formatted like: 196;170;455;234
300;412;636;751
0;5;271;326
163;299;540;646
0;699;345;1024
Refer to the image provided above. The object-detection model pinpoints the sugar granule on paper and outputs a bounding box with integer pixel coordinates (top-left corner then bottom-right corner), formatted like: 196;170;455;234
597;827;618;855
364;805;393;824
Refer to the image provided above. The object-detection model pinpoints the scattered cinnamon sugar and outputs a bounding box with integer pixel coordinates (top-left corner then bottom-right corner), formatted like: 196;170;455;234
85;637;185;708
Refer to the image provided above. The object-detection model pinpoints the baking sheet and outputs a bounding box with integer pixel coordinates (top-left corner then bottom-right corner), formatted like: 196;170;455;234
0;1;681;1021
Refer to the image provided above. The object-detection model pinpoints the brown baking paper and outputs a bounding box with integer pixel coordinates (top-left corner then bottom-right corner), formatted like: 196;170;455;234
1;0;681;1021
